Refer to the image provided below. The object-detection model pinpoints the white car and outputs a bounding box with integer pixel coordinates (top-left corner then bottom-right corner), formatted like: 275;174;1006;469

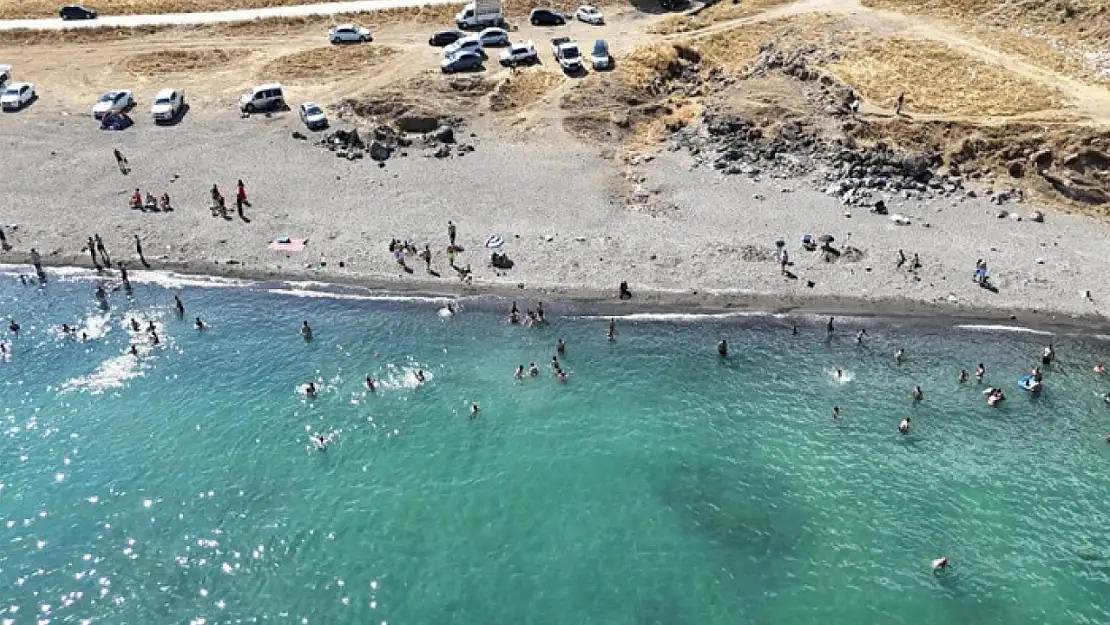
575;5;604;24
444;36;484;58
477;27;510;47
92;89;133;119
556;42;585;73
0;82;34;111
499;40;539;66
329;23;372;44
150;88;184;122
299;101;328;130
590;39;611;70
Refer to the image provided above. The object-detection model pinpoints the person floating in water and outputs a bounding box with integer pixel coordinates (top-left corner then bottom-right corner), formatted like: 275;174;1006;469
529;363;539;377
931;556;949;573
958;369;969;383
894;348;905;363
305;382;317;398
301;321;313;341
975;363;985;382
607;319;616;341
469;403;480;420
365;375;377;391
832;406;840;420
514;365;525;378
174;295;185;317
313;433;327;451
414;369;426;383
912;385;923;402
194;317;205;330
1042;344;1055;365
556;337;566;355
899;417;911;434
717;339;728;357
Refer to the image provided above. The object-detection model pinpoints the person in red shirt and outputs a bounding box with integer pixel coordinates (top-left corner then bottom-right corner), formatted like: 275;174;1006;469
235;179;251;218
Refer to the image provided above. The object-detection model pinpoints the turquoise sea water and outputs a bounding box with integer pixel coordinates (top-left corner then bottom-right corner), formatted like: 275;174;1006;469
3;269;1110;625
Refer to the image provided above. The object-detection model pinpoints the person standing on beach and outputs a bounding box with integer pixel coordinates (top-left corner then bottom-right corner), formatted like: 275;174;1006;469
235;180;251;218
134;235;149;268
448;221;457;247
94;235;111;267
0;225;8;250
895;92;905;116
29;248;45;282
86;236;100;269
421;244;432;272
113;148;128;174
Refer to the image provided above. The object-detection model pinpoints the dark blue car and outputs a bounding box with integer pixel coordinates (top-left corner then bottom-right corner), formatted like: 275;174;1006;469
441;51;483;73
59;4;97;19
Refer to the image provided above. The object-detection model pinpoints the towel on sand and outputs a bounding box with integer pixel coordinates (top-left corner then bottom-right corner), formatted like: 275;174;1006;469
269;237;307;252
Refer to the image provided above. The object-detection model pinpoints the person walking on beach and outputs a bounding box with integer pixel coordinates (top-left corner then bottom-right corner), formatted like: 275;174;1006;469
235;179;251;218
134;234;149;268
895;92;905;116
113;148;128;174
0;225;8;251
421;244;432;272
896;249;906;269
94;235;111;267
447;221;457;247
779;247;790;275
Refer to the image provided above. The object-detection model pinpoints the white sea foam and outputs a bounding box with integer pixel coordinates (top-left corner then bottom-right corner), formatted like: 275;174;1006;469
61;353;144;395
574;311;771;321
955;324;1055;336
267;288;450;304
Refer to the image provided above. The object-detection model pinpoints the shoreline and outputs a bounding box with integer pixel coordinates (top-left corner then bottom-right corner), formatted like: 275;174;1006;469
8;256;1110;334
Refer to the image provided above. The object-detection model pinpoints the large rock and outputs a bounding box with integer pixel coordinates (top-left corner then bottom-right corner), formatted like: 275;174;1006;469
369;140;392;162
1007;160;1025;178
1041;171;1109;204
1062;149;1110;174
396;115;439;134
1029;149;1052;170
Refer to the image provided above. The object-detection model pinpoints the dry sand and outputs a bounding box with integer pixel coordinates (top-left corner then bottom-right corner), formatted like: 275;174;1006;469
1;106;1109;328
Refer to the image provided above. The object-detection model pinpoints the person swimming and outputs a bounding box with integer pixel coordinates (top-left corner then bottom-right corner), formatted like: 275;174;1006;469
899;417;910;434
128;344;138;356
365;374;376;391
912;385;923;402
836;368;843;380
130;318;141;332
194;317;205;330
607;319;616;341
976;363;985;382
556;369;567;383
301;321;313;341
147;320;156;334
717;339;728;357
514;365;525;378
556;338;566;355
149;330;160;345
313;433;327;451
529;363;539;377
174;295;185;317
552;355;560;370
469;403;480;419
894;348;905;363
958;369;969;383
305;382;317;398
931;556;949;573
832;406;840;420
414;369;426;383
8;319;19;335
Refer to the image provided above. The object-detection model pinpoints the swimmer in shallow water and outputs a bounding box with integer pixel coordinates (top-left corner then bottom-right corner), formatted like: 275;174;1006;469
365;374;376;391
551;355;560;370
128;344;138;356
529;363;539;377
469;403;480;419
976;363;985;382
1042;344;1055;365
836;368;844;380
147;320;156;334
150;331;160;345
931;556;949;573
301;321;313;341
899;417;911;434
856;329;867;344
894;348;905;363
130;318;141;332
556;369;567;383
958;369;969;383
556;338;566;355
832;406;840;420
174;295;185;317
607;319;616;341
1096;364;1106;374
8;319;19;335
313;433;327;451
514;365;525;378
717;339;728;357
305;382;317;398
194;317;205;330
414;369;426;383
912;385;923;402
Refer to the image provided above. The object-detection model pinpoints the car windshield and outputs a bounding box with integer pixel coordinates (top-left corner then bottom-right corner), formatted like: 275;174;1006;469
154;97;171;105
98;92;117;102
3;88;17;96
593;42;607;53
563;46;580;58
306;106;323;116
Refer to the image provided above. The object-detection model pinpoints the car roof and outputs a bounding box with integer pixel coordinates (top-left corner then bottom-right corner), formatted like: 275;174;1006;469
531;8;556;13
253;82;283;90
6;82;30;89
104;89;129;95
0;64;11;72
301;101;321;108
580;5;598;10
481;26;505;32
154;88;176;97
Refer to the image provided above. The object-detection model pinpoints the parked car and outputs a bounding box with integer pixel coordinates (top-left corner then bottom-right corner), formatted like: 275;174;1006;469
298;102;328;130
550;36;571;60
477;27;510;47
238;83;284;114
91;89;133;119
441;51;484;73
556;41;584;73
429;29;464;47
499;40;539;66
1;82;35;111
59;4;97;19
455;0;504;30
575;5;604;24
529;8;566;26
0;65;11;90
150;88;184;122
590;39;611;70
444;36;484;58
329;23;372;44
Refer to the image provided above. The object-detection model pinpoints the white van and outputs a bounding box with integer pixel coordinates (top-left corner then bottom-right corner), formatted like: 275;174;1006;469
238;83;285;114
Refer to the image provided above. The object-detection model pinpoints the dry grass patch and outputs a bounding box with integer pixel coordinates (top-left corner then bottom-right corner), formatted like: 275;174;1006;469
696;13;855;72
829;37;1064;116
118;48;248;76
0;0;358;19
258;45;397;81
0;24;170;46
489;68;566;112
649;0;798;35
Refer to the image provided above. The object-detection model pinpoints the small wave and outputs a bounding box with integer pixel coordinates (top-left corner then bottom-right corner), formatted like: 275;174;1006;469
266;289;451;304
574;311;771;322
955;324;1055;336
61;353;145;394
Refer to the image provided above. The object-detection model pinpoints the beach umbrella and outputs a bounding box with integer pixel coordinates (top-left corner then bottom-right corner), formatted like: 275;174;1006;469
819;234;835;244
485;235;505;249
775;240;785;248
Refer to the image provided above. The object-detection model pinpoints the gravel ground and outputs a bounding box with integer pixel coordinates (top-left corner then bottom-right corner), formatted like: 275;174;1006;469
1;111;1109;322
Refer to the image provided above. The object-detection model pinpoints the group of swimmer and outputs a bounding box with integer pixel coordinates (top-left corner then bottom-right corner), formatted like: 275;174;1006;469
507;301;547;326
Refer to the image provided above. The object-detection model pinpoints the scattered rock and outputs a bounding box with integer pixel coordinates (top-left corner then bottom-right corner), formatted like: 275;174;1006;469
368;140;391;162
291;131;307;140
434;125;455;144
